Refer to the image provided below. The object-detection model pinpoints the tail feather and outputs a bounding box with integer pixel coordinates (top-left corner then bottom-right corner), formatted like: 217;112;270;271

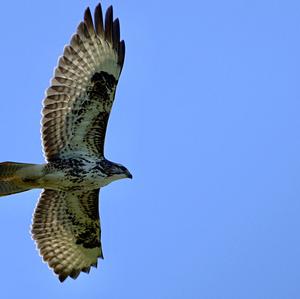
0;162;35;197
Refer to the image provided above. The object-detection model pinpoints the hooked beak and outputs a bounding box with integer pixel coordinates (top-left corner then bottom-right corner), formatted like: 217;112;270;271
126;170;133;179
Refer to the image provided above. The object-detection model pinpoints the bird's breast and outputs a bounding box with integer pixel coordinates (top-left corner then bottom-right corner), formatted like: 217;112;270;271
40;158;106;191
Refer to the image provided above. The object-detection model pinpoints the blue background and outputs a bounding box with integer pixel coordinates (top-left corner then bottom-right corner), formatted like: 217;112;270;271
0;0;299;298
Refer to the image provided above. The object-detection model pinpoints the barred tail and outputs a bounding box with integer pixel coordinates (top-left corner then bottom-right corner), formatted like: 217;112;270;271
0;162;36;197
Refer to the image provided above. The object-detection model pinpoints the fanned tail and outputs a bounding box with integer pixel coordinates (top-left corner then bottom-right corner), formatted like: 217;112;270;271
0;162;36;197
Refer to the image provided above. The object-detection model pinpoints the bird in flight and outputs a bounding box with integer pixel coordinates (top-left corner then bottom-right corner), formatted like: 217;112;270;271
0;3;131;282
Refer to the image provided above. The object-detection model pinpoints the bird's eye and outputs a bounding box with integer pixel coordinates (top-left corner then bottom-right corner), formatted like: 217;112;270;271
117;165;125;171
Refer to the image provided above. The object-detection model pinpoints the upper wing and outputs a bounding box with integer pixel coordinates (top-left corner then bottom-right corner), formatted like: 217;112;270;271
31;188;103;282
42;4;125;161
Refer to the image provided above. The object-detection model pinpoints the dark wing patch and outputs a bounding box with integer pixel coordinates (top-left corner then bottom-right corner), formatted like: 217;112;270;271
42;3;125;161
31;189;103;282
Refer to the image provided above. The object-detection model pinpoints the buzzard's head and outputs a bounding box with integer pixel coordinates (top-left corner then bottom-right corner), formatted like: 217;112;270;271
100;159;132;181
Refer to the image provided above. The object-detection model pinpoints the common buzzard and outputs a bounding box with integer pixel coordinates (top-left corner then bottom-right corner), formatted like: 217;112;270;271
0;3;131;282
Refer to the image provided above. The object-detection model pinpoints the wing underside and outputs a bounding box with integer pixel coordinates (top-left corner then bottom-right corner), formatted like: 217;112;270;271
31;188;103;282
41;4;125;161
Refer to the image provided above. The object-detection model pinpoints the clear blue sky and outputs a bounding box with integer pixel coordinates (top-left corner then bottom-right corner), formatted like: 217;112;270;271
0;0;299;298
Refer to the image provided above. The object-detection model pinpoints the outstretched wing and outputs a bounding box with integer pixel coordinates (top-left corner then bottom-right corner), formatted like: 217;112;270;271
42;4;125;162
31;189;103;282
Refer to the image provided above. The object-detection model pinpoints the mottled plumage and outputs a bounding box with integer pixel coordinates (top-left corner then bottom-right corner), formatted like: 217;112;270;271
0;3;131;282
42;4;124;160
32;189;102;282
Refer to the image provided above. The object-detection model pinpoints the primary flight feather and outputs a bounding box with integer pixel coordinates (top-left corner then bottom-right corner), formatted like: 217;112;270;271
0;3;131;282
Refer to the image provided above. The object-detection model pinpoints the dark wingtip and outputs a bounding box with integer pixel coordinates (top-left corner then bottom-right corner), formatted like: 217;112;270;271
82;267;91;274
95;4;125;66
58;273;68;283
118;40;125;69
91;261;98;268
84;7;94;34
69;269;81;280
105;5;113;43
113;18;120;50
94;3;104;36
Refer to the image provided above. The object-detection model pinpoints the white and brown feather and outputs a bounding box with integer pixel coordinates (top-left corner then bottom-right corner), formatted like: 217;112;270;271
31;189;102;282
42;4;125;161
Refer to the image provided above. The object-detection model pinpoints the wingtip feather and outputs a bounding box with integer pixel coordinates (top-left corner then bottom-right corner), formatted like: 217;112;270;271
118;40;125;68
105;5;113;43
69;269;81;279
84;7;95;35
94;3;104;36
77;21;90;39
113;18;120;50
58;273;68;283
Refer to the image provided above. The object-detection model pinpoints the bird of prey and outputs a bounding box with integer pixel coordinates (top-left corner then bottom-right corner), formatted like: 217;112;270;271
0;3;132;282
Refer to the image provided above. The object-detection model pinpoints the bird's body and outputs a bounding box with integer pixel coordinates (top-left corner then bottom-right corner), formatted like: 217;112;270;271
41;158;116;190
0;3;131;282
11;157;128;192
